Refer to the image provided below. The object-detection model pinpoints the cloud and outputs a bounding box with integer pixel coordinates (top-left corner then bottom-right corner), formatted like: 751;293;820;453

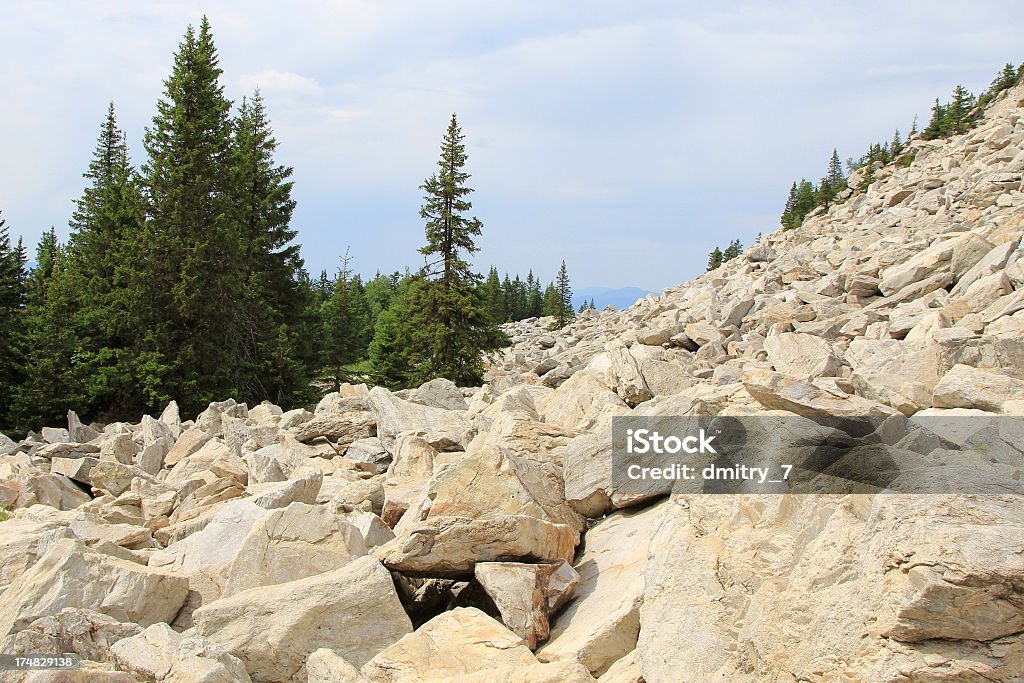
2;0;1024;290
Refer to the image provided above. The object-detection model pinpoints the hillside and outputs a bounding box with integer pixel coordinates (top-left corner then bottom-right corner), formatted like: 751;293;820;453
0;81;1023;681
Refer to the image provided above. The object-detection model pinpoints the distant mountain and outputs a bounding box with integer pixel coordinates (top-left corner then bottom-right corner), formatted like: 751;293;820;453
572;286;652;311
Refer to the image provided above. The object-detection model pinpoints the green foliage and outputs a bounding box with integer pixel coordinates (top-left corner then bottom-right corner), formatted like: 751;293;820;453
706;246;723;272
553;260;574;327
12;231;90;429
818;149;847;210
370;114;505;388
322;253;370;390
706;239;743;271
780;179;818;230
0;211;27;431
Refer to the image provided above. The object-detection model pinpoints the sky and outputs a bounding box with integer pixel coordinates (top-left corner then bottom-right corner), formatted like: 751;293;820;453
1;2;1022;293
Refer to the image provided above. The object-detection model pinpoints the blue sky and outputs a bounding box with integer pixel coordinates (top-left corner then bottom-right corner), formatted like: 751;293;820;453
1;1;1022;292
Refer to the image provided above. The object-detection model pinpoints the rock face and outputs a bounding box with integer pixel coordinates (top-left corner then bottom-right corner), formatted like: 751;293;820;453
2;80;1024;683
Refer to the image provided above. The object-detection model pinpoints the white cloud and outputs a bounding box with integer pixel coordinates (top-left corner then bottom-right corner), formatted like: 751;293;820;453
2;0;1023;289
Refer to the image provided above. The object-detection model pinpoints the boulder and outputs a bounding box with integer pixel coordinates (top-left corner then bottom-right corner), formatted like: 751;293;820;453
475;561;580;648
932;363;1024;412
367;386;473;452
222;502;365;597
0;539;188;637
110;622;251;682
743;369;901;418
541;372;628;433
763;332;841;379
0;607;141;669
359;608;538;682
538;502;666;676
192;555;412;682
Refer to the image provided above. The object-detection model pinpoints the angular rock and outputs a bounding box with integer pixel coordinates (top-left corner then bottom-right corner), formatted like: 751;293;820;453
110;622;251;682
0;539;188;637
290;414;375;444
192;555;412;682
222;501;365;597
743;369;901;418
763;332;841;379
367;386;473;452
538;502;666;676
475;561;580;648
360;608;537;682
932;363;1024;412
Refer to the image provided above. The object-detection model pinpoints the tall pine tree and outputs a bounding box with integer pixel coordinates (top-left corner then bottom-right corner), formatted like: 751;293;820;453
133;17;244;413
231;89;314;405
63;102;146;419
373;113;504;386
0;212;27;431
554;260;573;327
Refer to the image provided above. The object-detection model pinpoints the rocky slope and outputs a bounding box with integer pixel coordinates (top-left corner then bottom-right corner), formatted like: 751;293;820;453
1;82;1023;682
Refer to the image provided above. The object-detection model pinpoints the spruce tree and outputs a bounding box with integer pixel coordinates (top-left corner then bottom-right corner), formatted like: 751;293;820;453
231;89;312;405
781;182;799;230
0;212;27;431
63;102;145;419
541;282;560;317
373;113;504;386
13;231;87;429
133;17;243;412
818;149;846;211
554;260;573;327
706;247;723;271
722;239;743;262
322;253;369;390
946;85;975;135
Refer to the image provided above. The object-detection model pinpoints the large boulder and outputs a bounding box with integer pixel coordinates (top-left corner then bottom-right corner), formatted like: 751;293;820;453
932;363;1024;412
367;386;473;452
636;493;1024;681
192;555;411;681
0;539;188;637
541;372;629;433
763;332;841;379
221;502;365;597
110;622;252;682
375;445;581;575
537;502;667;676
359;607;538;682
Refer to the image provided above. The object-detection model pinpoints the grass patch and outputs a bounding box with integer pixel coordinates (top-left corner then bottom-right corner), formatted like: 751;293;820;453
0;507;9;522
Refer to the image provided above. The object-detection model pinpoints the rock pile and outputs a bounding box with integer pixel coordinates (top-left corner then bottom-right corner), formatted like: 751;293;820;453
2;82;1024;682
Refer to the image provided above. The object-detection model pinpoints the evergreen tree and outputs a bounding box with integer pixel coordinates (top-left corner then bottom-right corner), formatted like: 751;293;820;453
322;252;369;390
818;149;846;210
526;273;543;318
132;17;244;413
890;129;903;157
946;85;975;135
230;89;312;405
706;246;723;271
0;212;27;430
13;231;88;429
541;283;560;318
780;182;799;230
372;114;504;386
554;260;573;327
722;239;743;262
62;103;146;419
922;98;946;140
483;266;503;322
